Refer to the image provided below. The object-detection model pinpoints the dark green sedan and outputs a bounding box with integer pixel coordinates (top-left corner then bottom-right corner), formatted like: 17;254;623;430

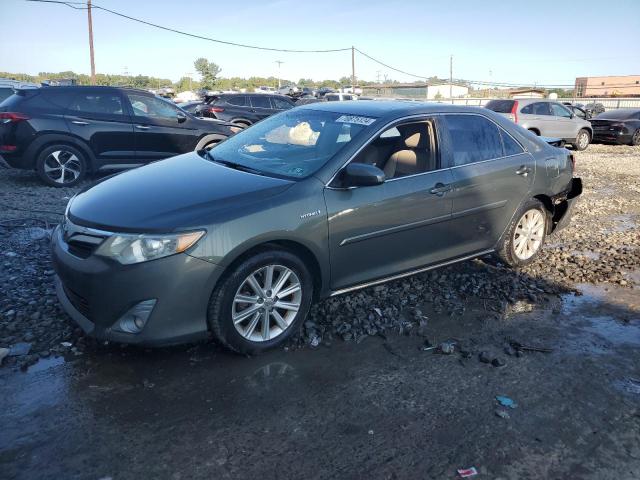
52;101;582;353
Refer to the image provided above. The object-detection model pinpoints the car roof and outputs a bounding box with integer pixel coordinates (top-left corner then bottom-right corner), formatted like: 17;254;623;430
298;100;493;120
28;85;152;95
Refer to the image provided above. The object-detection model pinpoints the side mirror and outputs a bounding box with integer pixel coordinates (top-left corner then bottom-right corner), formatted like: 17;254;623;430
569;113;574;119
342;163;385;187
177;112;187;123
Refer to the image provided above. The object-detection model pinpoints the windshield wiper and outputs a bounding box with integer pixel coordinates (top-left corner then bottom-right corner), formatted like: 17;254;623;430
205;152;265;176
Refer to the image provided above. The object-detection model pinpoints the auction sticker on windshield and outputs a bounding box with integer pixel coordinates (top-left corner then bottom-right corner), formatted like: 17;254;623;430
335;115;376;126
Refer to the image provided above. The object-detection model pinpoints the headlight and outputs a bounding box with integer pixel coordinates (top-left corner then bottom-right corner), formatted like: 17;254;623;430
95;230;205;265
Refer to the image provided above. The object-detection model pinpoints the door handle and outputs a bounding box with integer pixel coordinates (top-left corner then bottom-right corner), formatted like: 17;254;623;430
516;165;531;176
136;125;151;130
429;183;452;196
71;120;89;125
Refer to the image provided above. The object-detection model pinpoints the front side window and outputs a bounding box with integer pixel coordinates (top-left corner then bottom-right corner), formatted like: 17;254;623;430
350;120;437;179
209;109;374;179
442;114;503;166
250;96;272;109
550;103;572;118
127;94;180;119
272;97;293;109
69;92;124;116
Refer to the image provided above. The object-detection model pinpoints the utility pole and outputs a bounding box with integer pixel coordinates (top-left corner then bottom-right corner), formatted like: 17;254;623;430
449;54;453;104
87;0;96;84
351;46;356;93
275;60;284;88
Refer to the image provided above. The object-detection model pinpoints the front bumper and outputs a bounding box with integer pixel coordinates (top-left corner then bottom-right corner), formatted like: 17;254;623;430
51;225;224;346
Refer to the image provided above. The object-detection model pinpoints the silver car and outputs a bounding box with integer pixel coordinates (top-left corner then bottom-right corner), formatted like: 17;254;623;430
486;99;592;151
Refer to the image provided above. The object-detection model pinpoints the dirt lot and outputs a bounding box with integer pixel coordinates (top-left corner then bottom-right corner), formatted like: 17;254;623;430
1;144;639;479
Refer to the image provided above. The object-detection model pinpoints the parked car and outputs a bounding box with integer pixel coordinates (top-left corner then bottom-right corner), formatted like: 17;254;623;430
325;93;358;102
0;78;38;103
0;86;241;186
195;93;295;127
177;100;203;115
254;86;276;94
583;102;605;117
315;87;335;98
277;84;299;96
485;99;593;151
590;109;640;145
567;104;589;120
52;101;581;354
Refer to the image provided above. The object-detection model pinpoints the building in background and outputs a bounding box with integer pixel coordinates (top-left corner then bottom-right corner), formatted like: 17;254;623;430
425;83;469;99
575;75;640;98
508;88;546;99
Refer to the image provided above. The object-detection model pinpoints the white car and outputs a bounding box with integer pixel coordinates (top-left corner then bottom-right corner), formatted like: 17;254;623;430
324;93;358;102
254;86;276;94
277;85;299;96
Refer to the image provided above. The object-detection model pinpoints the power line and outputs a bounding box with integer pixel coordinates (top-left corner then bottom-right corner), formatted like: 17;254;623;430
26;0;351;53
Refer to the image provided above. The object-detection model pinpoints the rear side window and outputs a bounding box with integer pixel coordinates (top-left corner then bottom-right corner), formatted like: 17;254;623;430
6;90;75;112
501;130;524;156
226;96;247;107
250;96;272;109
521;102;551;116
442;114;503;166
0;88;14;103
69;92;124;116
485;100;515;113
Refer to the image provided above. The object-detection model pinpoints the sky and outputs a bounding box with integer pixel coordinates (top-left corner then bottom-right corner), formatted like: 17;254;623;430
1;0;639;87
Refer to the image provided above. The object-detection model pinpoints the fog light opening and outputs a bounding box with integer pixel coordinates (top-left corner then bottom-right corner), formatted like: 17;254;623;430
115;299;157;334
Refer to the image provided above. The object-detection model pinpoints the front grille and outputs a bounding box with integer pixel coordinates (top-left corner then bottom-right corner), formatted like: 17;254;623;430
62;218;108;259
67;239;99;259
63;285;91;319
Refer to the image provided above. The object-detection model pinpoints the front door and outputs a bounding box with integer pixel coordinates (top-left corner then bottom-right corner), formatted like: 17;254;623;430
65;89;135;167
125;93;198;162
325;118;455;290
549;102;578;139
440;113;535;255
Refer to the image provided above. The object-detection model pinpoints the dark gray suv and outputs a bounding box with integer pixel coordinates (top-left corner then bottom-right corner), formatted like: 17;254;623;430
52;102;582;354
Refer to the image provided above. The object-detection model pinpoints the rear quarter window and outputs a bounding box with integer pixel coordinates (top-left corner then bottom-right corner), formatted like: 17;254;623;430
9;90;75;113
485;100;515;113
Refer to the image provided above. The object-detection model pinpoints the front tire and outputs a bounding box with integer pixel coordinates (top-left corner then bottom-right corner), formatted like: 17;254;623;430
497;199;548;268
572;129;590;151
208;249;314;354
36;144;87;187
630;129;640;146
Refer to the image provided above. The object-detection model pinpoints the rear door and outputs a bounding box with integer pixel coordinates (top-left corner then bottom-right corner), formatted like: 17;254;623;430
520;102;553;136
248;95;275;120
441;113;534;255
125;92;199;162
65;89;136;166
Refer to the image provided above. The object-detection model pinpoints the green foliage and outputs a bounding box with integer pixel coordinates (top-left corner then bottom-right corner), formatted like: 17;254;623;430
194;58;222;89
434;92;443;100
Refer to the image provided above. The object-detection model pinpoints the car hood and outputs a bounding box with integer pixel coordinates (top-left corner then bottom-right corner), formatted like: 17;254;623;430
69;152;294;232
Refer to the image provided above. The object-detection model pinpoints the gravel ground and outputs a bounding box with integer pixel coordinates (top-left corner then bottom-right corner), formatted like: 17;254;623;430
0;144;639;370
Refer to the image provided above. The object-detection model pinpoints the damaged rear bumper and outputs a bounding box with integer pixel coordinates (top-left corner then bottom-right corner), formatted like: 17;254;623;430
551;177;582;232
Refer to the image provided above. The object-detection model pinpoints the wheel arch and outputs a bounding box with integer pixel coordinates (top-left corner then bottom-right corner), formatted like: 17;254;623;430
26;133;96;171
214;238;326;301
194;133;227;150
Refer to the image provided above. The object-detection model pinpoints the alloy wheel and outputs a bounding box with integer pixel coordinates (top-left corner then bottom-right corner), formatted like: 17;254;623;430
232;265;302;342
43;150;82;184
577;131;589;150
513;209;545;261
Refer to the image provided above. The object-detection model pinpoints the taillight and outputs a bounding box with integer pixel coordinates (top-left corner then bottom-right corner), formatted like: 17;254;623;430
510;101;519;124
0;112;30;124
207;107;224;113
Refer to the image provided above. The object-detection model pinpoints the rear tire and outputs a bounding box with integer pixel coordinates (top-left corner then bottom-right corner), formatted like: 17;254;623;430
208;249;314;354
630;129;640;146
35;144;87;187
528;128;540;136
572;129;590;151
232;120;251;128
497;199;548;268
